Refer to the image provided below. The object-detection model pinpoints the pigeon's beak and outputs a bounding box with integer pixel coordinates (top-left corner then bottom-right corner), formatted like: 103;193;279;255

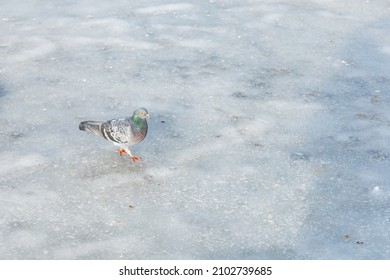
146;114;151;119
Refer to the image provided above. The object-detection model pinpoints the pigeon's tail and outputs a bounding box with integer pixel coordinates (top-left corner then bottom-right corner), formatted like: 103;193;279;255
79;121;104;137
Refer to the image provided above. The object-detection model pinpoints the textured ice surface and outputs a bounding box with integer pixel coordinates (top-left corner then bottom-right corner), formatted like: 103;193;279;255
1;0;390;259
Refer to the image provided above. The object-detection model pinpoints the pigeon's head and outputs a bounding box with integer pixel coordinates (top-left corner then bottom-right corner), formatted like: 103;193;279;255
134;107;150;119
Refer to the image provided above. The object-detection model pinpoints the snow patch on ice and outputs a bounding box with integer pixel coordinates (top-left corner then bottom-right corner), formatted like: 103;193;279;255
0;153;49;177
137;3;195;15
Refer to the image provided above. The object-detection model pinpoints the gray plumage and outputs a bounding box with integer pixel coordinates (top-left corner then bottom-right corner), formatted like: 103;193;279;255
79;108;150;161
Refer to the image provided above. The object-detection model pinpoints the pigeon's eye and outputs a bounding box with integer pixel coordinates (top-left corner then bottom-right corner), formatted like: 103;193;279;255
140;112;144;115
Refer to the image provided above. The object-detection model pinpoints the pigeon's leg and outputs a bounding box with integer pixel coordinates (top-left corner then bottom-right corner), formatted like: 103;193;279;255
115;148;128;156
124;148;142;162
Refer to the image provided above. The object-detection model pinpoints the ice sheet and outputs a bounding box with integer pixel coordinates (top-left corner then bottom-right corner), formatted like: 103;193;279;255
0;0;389;259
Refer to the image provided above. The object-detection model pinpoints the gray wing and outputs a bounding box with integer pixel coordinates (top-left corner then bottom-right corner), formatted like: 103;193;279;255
100;118;131;144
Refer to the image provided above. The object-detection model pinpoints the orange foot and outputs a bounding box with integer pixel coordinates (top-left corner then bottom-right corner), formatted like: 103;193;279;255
116;148;142;162
130;156;142;162
116;148;128;156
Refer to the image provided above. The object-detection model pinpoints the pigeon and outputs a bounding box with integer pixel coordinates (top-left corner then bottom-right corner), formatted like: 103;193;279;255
79;107;150;162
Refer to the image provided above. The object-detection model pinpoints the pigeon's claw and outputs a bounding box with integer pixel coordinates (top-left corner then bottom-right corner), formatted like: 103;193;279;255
130;156;142;162
116;148;128;156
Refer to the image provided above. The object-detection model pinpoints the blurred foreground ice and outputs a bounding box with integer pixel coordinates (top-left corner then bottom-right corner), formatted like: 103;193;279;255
0;0;390;259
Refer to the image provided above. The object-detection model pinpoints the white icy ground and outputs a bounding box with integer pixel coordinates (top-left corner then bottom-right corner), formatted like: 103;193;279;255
0;0;390;259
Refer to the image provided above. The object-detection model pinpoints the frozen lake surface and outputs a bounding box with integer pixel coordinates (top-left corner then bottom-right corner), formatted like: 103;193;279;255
1;0;390;259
